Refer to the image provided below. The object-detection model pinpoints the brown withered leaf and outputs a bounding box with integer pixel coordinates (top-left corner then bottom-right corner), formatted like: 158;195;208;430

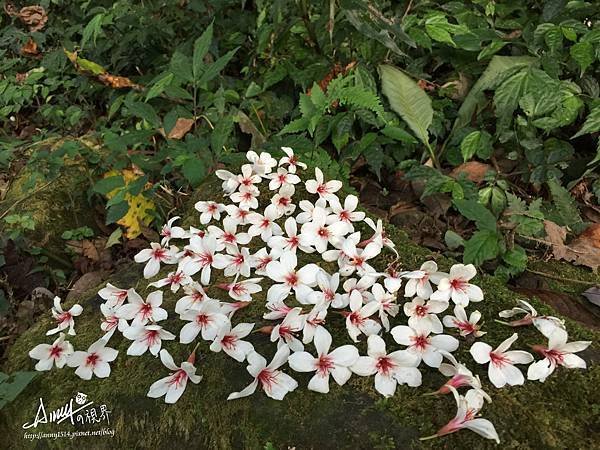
15;72;28;83
20;37;40;57
167;118;195;140
450;161;492;184
97;73;142;90
18;5;48;32
544;220;600;271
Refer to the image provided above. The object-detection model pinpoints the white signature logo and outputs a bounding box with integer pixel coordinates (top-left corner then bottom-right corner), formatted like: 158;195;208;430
22;393;110;429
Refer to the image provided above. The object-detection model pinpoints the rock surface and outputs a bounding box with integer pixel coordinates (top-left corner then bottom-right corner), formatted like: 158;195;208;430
1;175;599;449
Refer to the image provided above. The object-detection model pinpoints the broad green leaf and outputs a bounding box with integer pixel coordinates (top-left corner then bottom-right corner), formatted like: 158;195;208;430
463;229;502;265
444;230;465;250
193;23;214;80
182;158;206;187
105;227;123;248
572;104;600;138
453;199;497;231
344;10;410;56
146;73;174;102
106;200;129;225
81;13;105;50
379;65;433;150
547;178;582;226
503;246;528;270
477;41;507;61
570;41;594;74
452;56;537;133
381;125;418;144
460;130;492;162
125;99;160;128
196;48;238;87
93;175;124;195
0;371;38;409
544;26;563;53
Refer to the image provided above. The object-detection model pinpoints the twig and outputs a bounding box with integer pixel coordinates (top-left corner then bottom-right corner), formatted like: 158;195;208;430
401;0;414;22
524;268;597;286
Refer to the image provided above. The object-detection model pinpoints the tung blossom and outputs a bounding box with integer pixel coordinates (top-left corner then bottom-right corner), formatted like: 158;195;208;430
134;242;179;279
29;333;73;371
123;324;176;356
443;305;485;337
470;333;533;388
195;200;225;224
288;327;359;394
527;328;591;382
305;167;342;201
228;345;298;401
210;322;255;362
403;297;447;334
498;299;565;338
175;282;210;315
179;300;229;343
98;283;128;308
160;216;187;246
351;335;421;396
67;338;118;380
46;296;83;336
279;146;307;173
147;349;202;404
430;264;483;307
402;261;445;299
391;323;459;368
117;290;167;325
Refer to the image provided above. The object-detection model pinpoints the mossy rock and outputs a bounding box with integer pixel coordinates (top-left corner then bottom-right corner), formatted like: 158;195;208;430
1;174;599;450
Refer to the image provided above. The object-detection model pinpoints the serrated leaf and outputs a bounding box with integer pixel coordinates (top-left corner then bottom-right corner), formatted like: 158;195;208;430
146;73;174;101
453;198;497;231
193;22;214;80
547;178;582;226
572;104;600;138
93;175;124;195
379;65;432;150
381;125;417;143
196;47;238;86
125;99;160;128
477;41;507;61
106;201;129;225
503;246;528;270
463;229;501;265
570;41;594;74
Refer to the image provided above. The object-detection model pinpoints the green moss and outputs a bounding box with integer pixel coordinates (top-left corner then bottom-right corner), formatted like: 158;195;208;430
2;171;599;449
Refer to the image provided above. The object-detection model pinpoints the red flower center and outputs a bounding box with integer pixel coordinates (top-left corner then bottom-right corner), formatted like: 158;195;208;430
195;313;211;326
86;352;99;367
139;303;153;320
152;248;166;260
317;227;329;238
412;335;429;351
450;278;467;291
376;356;396;375
316;355;334;375
490;352;510;367
221;334;237;349
168;369;188;388
258;368;276;389
49;345;63;359
415;305;428;317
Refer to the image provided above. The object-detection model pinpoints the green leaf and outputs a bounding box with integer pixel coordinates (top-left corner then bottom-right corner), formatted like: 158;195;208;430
460;130;492;162
494;68;531;131
93;176;124;195
0;371;37;409
146;73;174;102
125;99;160;128
570;41;594;74
81;13;105;50
503;246;528;270
445;230;465;250
105;227;122;248
211;115;234;153
193;22;214;80
547;178;582;226
572;104;600;138
379;65;433;150
463;229;502;265
544;26;563;53
477;41;507;61
106;201;129;225
182;158;206;187
381;125;418;143
332;114;354;152
453;199;497;231
196;48;238;87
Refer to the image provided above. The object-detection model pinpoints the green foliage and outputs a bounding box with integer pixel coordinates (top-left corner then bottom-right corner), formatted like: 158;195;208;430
0;371;37;410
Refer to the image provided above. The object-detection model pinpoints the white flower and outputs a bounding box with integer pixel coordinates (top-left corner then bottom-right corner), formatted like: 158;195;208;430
344;297;381;343
225;204;252;225
263;299;293;320
369;283;399;331
250;247;278;276
123;324;175;356
434;351;484;394
279;146;307;173
236;164;262;190
230;185;259;209
309;270;342;306
98;283;128;307
247;204;283;242
443;305;485;337
67;338;118;380
246;150;277;176
134;242;179;279
215;169;240;194
326;195;365;234
195;200;225;224
403;297;447;334
299;206;347;253
212;245;252;278
527;328;591;382
160;216;187;246
295;198;328;224
338;275;376;309
210;322;255;362
148;269;191;293
339;237;381;276
498;299;565;338
470;333;533;388
100;303;128;338
179;300;229;342
402;261;445;299
29;333;73;371
208;216;251;250
363;217;397;255
391;323;459;368
228;346;298;400
268;167;301;190
421;388;499;443
117;290;167;325
268;216;313;255
265;251;319;303
305;167;342;201
220;277;263;302
302;302;328;344
270;307;305;351
430;264;483;306
271;184;296;215
175;282;210;315
351;335;421;396
289;327;359;394
382;268;404;293
147;349;202;403
46;296;83;336
181;235;221;284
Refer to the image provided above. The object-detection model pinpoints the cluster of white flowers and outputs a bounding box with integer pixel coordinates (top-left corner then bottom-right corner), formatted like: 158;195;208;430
28;148;592;443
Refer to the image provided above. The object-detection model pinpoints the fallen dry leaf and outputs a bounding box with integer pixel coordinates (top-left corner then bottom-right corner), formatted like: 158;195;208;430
167;118;195;140
583;286;600;307
20;37;39;57
544;220;600;271
16;5;48;32
441;72;470;101
98;73;142;90
15;72;28;83
66;270;109;301
450;161;492;184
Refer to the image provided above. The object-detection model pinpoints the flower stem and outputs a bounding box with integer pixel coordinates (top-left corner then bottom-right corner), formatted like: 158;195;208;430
494;319;512;326
419;434;439;441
